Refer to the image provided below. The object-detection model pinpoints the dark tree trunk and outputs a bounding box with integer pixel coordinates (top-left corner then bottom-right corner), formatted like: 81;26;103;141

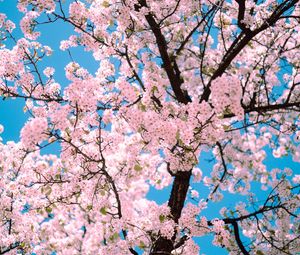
150;171;191;255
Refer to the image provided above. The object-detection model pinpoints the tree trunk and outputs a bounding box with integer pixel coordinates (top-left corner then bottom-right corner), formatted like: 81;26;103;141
150;171;191;255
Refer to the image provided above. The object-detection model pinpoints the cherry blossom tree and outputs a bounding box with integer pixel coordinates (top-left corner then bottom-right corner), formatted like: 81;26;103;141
0;0;300;254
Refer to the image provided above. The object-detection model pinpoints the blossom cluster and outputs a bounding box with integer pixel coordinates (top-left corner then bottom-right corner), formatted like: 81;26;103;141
210;75;244;120
20;117;48;149
20;11;41;40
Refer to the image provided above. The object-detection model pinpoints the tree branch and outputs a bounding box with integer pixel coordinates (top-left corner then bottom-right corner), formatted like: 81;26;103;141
201;0;300;102
137;0;191;104
231;221;250;255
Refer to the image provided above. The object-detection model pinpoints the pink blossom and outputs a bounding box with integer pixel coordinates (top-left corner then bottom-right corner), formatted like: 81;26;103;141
20;117;48;149
43;67;55;78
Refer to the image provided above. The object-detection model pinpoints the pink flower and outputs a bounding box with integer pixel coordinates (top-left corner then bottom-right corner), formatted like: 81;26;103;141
20;117;48;149
43;67;55;77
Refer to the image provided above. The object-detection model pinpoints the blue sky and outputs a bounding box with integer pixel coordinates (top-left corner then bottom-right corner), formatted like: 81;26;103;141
0;1;299;254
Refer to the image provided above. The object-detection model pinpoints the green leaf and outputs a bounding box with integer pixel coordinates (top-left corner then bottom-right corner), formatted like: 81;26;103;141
102;1;110;7
134;164;142;172
100;207;107;215
222;125;230;131
109;232;119;241
151;86;158;93
45;207;52;213
45;187;52;196
138;241;146;249
159;214;165;223
249;161;253;169
138;103;146;112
